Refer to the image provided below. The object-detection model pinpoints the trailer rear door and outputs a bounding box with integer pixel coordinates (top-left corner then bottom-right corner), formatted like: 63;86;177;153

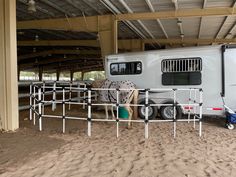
225;48;236;110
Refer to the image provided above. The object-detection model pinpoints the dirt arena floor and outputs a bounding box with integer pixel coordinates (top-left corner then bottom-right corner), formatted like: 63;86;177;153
1;105;236;177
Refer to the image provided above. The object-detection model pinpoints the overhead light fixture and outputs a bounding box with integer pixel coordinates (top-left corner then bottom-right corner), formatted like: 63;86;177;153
28;0;36;13
35;34;39;41
177;20;182;27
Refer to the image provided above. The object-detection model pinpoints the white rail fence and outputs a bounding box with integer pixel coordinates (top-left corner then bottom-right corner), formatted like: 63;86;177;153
29;82;203;139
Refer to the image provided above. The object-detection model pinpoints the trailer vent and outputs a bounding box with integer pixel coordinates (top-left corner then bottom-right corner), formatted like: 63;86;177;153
162;58;202;73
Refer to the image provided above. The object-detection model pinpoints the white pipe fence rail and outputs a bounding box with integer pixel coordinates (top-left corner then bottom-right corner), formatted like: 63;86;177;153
29;81;203;139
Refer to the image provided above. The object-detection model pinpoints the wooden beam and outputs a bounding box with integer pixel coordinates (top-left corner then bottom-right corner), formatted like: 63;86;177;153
17;7;236;32
18;38;236;48
18;49;101;60
18;40;100;47
19;57;101;68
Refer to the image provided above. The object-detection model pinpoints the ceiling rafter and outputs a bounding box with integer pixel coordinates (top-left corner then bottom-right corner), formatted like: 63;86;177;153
18;0;55;17
145;0;168;39
198;0;207;39
39;0;74;17
81;0;103;15
100;0;146;39
172;0;184;39
215;1;236;39
118;0;160;48
65;0;86;16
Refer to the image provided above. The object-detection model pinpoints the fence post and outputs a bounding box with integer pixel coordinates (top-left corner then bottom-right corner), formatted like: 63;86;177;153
52;81;57;111
38;86;42;131
42;82;45;115
116;89;120;138
69;82;72;110
173;89;176;138
145;89;149;139
193;89;197;129
87;88;92;137
199;89;203;137
188;89;192;123
62;87;66;133
33;85;36;125
29;83;32;121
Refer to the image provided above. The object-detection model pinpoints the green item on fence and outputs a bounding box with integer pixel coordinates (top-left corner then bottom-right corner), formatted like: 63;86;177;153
118;107;129;119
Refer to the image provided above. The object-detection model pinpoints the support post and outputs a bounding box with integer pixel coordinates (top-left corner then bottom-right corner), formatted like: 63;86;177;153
70;70;74;81
98;16;118;64
0;0;19;130
38;66;43;81
56;69;60;81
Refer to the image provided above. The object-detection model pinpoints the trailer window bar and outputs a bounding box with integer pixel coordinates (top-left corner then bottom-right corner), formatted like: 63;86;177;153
162;58;202;73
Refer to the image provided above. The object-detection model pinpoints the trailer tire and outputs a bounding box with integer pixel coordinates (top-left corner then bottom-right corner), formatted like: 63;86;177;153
160;102;182;120
138;99;157;120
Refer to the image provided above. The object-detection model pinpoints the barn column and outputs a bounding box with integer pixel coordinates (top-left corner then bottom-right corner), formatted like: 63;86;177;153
98;15;118;61
70;70;74;81
38;66;43;81
56;69;60;81
0;0;19;131
119;39;145;52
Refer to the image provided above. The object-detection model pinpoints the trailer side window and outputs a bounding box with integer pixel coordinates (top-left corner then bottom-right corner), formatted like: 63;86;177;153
161;58;202;85
110;62;142;75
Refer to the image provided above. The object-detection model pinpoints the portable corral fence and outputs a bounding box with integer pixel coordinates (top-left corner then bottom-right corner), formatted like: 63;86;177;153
29;81;203;139
19;81;91;111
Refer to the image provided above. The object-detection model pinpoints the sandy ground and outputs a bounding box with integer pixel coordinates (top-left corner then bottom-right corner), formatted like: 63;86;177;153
1;105;236;177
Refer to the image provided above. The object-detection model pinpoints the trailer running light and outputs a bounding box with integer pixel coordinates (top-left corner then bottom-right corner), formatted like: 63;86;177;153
184;106;193;110
207;108;223;111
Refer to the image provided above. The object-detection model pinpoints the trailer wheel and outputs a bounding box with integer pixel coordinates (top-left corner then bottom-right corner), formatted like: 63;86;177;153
138;100;157;120
160;103;182;120
226;123;234;130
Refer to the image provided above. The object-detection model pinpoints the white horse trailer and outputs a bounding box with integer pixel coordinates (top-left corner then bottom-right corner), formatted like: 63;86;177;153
105;45;236;119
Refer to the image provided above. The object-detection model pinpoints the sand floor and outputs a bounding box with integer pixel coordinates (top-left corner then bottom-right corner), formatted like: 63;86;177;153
1;106;236;177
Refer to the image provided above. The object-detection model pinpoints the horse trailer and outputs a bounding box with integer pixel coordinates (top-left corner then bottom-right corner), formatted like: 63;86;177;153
105;45;236;120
